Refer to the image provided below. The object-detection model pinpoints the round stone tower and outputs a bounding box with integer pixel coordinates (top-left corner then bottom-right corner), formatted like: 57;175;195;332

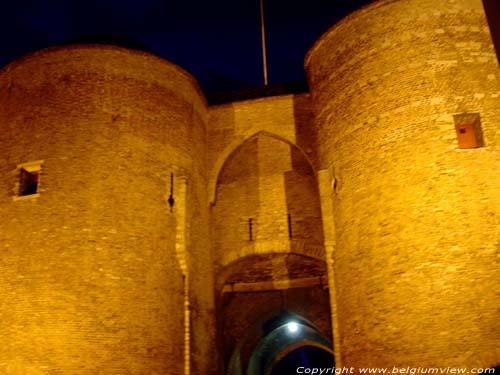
306;0;500;368
0;46;214;374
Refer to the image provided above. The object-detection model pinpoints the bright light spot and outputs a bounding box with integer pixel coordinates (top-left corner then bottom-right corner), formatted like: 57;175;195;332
287;322;299;333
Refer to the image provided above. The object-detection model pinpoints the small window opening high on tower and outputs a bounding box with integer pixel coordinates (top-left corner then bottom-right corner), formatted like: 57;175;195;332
454;113;484;149
19;168;39;196
14;160;43;200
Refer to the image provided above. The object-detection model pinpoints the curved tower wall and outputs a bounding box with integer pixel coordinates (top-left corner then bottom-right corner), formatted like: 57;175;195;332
0;46;213;374
306;0;500;368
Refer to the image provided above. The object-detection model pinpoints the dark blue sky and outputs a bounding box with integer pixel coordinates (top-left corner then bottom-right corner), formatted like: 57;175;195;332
0;0;373;94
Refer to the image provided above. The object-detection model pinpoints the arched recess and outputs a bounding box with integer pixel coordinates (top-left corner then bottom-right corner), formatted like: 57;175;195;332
217;254;332;375
213;132;331;374
209;130;316;205
211;131;325;268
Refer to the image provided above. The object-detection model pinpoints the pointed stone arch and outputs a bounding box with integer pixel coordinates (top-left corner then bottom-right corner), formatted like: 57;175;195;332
211;130;326;270
209;129;316;205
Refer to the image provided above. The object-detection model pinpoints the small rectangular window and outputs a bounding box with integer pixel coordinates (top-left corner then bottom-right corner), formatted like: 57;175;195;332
453;113;483;149
14;160;43;200
19;168;39;195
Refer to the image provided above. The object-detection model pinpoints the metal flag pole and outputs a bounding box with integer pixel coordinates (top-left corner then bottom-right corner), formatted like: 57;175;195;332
260;0;269;85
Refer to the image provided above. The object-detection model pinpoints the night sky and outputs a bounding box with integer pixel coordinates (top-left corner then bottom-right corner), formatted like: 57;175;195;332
0;0;374;95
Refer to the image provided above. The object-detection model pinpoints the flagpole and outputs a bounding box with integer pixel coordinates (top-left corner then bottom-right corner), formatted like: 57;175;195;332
260;0;269;86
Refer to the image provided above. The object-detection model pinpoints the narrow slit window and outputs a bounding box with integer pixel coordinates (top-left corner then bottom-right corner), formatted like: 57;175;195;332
168;172;175;212
287;213;293;239
248;218;253;241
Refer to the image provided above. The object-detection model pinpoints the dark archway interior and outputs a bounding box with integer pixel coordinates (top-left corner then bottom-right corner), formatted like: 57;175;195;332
219;255;332;371
226;309;333;375
271;345;334;375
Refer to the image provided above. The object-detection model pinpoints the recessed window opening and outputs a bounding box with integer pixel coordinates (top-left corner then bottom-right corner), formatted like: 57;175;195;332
19;168;39;195
453;112;484;149
14;160;43;200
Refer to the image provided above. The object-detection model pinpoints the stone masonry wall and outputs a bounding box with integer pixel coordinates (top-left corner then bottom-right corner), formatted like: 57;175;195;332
306;0;500;369
0;46;214;375
212;133;324;269
208;95;324;267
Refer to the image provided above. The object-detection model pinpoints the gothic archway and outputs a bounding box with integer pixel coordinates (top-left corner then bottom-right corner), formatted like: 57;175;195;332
227;311;334;375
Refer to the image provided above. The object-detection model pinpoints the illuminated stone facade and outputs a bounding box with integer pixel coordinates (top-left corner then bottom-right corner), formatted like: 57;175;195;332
0;0;498;373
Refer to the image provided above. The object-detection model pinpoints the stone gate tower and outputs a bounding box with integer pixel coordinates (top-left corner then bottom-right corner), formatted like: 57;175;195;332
0;0;499;373
0;47;215;374
306;0;500;368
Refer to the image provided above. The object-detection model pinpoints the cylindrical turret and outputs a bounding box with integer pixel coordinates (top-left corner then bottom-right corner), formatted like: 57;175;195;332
306;0;500;368
0;45;211;374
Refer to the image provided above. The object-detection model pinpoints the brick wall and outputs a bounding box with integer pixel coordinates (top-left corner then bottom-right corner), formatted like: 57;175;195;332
2;2;497;370
207;94;318;204
0;46;214;375
212;133;324;268
306;0;500;368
